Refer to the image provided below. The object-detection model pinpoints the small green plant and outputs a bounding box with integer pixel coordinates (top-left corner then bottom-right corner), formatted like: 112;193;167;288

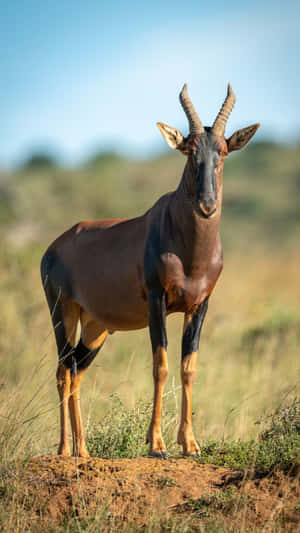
186;487;252;517
86;394;177;458
156;476;177;488
199;398;300;474
200;439;254;469
255;397;300;472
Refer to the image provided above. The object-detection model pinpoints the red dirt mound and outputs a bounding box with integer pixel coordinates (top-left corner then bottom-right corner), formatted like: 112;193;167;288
22;456;299;531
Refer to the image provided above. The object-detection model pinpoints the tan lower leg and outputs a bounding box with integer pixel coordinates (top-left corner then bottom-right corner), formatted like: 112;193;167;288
178;352;200;455
69;370;90;457
147;347;168;455
56;364;71;456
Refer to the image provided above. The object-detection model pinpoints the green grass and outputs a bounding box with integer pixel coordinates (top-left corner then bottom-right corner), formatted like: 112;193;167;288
0;244;299;460
86;393;300;474
185;487;253;517
200;398;300;473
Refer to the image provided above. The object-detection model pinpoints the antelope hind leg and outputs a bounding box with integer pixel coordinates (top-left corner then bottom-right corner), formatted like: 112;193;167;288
69;312;108;457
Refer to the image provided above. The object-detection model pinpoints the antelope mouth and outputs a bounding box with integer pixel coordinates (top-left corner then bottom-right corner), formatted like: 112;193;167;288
195;205;217;219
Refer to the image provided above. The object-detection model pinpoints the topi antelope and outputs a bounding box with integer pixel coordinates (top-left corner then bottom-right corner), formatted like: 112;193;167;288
41;84;259;458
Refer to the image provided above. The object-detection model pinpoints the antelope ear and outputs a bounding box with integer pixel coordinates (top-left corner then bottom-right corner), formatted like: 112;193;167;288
227;123;260;153
157;122;186;152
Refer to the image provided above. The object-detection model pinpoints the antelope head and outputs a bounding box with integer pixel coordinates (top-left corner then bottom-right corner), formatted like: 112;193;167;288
157;84;260;219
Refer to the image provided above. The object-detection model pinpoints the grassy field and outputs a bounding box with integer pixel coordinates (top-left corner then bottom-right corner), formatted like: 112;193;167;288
0;141;299;530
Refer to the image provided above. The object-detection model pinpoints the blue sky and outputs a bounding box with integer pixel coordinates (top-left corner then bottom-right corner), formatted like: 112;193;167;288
0;0;299;167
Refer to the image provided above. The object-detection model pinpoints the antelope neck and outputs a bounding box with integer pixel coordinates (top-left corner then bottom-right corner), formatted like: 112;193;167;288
166;174;221;270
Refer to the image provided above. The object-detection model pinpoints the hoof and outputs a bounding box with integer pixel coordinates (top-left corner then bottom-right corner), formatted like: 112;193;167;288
149;451;168;459
184;452;201;458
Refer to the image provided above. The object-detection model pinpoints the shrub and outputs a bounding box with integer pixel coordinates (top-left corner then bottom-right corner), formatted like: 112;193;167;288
86;393;177;458
200;398;300;473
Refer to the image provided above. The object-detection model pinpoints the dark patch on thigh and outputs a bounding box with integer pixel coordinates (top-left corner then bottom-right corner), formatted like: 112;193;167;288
60;339;103;376
58;341;77;372
41;250;74;299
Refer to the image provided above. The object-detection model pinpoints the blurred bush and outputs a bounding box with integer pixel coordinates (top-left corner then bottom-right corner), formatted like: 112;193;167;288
19;151;60;172
84;149;126;170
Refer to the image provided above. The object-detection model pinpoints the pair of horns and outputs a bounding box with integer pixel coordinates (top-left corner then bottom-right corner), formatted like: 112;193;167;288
179;83;236;136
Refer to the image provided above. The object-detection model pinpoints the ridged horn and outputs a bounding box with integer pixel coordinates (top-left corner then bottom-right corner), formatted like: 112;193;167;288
212;84;236;136
179;84;204;135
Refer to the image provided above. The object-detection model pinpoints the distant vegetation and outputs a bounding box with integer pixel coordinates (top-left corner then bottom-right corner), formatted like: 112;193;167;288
19;151;60;172
1;141;300;250
84;149;126;170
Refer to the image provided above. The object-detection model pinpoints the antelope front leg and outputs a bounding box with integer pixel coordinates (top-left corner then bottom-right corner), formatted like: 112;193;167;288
147;288;168;458
178;297;209;456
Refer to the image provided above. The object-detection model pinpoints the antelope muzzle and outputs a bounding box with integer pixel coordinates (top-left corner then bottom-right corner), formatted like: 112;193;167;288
198;196;217;218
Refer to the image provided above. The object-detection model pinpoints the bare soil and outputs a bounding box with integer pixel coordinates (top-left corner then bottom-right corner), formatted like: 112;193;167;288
21;456;299;531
